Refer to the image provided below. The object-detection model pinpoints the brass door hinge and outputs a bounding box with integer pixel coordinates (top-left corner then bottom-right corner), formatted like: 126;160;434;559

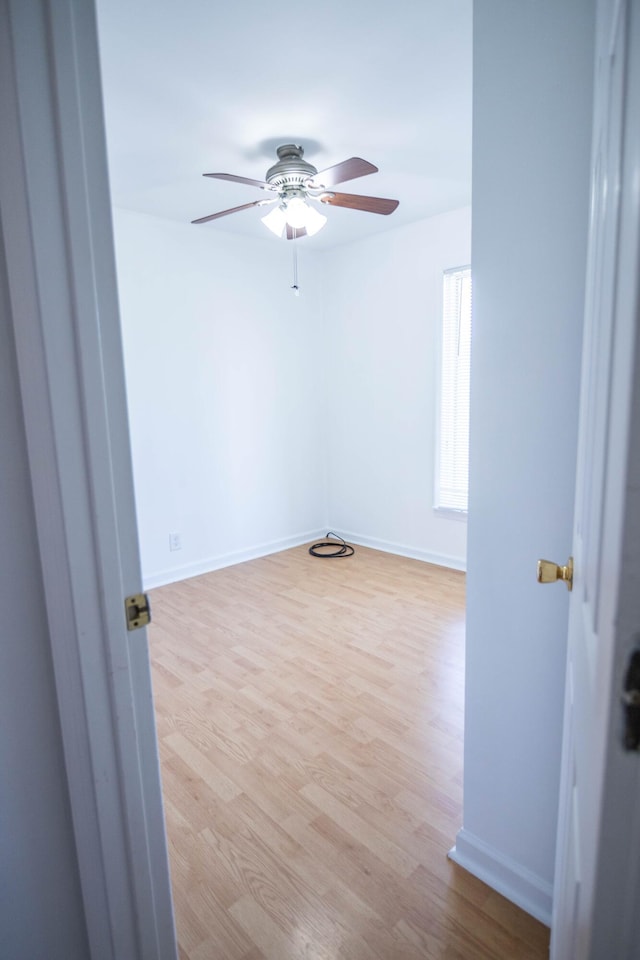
125;593;151;631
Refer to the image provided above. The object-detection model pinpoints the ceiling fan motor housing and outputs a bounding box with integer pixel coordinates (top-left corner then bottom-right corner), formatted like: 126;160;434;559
265;144;319;197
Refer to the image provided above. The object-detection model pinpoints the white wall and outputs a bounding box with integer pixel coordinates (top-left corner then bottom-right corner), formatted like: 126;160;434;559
0;238;89;959
113;209;327;587
451;0;595;925
323;209;470;568
114;207;470;585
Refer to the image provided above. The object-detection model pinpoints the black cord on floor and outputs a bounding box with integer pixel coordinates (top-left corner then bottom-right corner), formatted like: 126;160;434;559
309;532;355;558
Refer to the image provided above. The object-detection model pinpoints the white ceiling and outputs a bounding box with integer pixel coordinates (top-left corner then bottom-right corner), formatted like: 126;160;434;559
96;0;472;250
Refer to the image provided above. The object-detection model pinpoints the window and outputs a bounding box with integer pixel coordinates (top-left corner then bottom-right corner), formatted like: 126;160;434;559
435;266;472;515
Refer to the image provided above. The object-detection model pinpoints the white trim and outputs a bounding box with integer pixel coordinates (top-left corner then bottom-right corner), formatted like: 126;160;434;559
0;2;176;957
331;530;467;572
449;828;553;927
434;263;472;514
144;529;467;589
144;529;328;589
433;505;468;522
443;262;473;277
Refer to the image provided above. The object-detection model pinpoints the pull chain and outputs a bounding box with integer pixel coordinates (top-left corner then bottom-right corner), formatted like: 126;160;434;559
291;238;300;295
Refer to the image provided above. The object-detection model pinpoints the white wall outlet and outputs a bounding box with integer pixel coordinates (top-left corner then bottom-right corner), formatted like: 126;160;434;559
169;532;182;552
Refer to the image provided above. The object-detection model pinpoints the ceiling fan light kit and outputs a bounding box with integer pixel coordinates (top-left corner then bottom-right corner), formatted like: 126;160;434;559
261;199;327;238
192;143;399;240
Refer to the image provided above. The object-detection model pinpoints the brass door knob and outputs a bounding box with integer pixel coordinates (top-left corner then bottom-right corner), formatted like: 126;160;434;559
537;557;573;591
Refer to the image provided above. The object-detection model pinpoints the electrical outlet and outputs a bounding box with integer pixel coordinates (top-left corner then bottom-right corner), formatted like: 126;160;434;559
169;533;182;552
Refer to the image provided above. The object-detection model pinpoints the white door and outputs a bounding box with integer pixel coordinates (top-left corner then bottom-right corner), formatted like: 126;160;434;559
0;2;176;957
550;0;640;956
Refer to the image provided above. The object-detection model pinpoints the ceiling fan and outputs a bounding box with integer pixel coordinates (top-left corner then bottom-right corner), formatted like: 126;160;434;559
191;143;399;239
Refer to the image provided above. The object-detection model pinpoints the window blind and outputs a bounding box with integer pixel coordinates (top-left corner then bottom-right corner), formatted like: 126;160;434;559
436;266;472;513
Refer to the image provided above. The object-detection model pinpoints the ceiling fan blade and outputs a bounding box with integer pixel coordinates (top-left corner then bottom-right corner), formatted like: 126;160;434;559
203;173;276;191
320;192;399;215
285;224;307;240
191;199;276;224
306;157;378;189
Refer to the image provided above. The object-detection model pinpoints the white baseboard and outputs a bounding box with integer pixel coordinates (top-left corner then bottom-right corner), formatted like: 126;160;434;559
333;529;466;572
448;828;552;927
143;529;327;589
143;528;466;589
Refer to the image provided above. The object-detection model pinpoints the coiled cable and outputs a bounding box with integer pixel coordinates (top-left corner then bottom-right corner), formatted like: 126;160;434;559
309;532;355;558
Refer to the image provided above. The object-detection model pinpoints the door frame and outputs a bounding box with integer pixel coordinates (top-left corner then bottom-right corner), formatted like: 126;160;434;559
4;0;640;956
0;2;176;957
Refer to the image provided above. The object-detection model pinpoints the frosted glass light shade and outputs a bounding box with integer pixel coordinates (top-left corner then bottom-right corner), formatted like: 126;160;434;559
261;205;288;237
261;199;327;238
288;199;327;236
285;197;311;229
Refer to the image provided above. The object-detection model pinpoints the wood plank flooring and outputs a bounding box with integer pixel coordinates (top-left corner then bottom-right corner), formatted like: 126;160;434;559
149;544;550;959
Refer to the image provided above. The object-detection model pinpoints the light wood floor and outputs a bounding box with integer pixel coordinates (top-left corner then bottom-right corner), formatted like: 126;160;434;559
149;544;550;960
